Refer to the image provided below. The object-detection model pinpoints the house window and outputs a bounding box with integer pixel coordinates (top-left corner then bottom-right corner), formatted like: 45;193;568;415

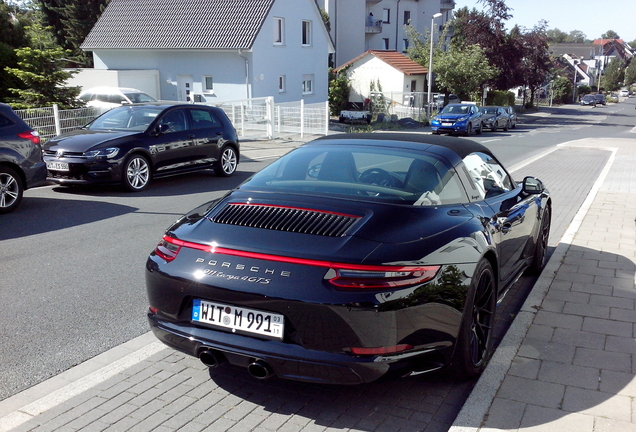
382;38;389;50
302;20;312;46
279;75;286;93
402;39;409;52
403;10;410;25
203;76;213;92
302;75;314;95
382;8;390;24
274;17;284;45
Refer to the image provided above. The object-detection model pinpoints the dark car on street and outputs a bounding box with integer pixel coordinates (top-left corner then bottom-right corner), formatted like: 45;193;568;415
0;103;47;213
43;103;239;191
580;94;596;106
592;94;607;106
479;106;511;132
146;133;552;385
431;103;483;136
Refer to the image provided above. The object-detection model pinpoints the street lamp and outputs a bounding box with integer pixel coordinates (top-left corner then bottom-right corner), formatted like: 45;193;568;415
427;12;443;118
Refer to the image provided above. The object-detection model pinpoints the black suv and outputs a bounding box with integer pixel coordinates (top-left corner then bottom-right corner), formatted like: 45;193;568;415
0;103;47;213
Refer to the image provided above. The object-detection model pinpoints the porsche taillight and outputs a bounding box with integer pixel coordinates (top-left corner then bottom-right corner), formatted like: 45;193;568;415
328;265;440;289
154;237;182;262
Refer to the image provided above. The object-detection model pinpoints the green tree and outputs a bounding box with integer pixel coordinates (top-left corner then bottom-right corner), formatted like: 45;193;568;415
433;44;499;101
37;0;109;67
601;30;620;39
601;57;625;91
551;76;572;104
545;28;568;43
625;60;636;86
328;66;349;116
5;24;82;108
568;30;587;43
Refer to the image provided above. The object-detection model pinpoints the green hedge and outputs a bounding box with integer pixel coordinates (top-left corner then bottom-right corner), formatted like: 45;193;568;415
485;90;516;107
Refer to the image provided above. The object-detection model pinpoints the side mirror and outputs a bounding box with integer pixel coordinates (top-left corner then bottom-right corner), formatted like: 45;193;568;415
153;123;170;136
522;176;545;194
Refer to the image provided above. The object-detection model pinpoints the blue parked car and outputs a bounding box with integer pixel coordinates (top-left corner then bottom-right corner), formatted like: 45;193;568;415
431;104;482;136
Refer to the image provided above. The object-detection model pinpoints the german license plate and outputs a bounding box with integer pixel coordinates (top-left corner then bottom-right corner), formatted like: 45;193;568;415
46;162;69;171
192;299;284;340
441;122;453;126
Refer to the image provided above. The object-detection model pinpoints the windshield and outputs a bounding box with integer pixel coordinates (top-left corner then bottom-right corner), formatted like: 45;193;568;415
481;107;497;114
441;105;470;114
240;144;468;206
87;106;162;131
124;92;157;103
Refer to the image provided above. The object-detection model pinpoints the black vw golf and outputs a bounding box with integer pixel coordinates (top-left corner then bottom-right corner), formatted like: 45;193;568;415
146;133;551;384
43;103;239;191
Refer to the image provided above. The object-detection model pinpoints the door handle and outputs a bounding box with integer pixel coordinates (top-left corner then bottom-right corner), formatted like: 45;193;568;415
501;222;512;233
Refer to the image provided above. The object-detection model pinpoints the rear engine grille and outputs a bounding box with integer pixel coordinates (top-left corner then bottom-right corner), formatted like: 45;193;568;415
212;203;360;237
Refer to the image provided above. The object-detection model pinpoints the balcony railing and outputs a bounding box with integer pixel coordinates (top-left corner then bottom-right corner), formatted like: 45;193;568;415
365;20;382;34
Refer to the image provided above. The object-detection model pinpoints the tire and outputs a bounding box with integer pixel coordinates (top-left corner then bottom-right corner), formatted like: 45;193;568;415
465;123;472;136
503;121;510;132
475;122;483;135
122;154;151;192
452;258;496;380
528;206;551;274
0;166;23;214
214;146;238;177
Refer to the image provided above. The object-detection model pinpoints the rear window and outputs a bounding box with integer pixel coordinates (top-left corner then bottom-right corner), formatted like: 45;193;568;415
241;145;468;206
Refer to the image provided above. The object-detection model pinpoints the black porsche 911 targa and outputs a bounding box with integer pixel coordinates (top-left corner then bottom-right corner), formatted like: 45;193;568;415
146;133;551;384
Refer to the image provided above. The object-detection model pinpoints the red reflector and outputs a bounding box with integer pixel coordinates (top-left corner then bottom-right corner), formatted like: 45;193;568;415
17;130;40;145
350;344;414;356
148;307;158;314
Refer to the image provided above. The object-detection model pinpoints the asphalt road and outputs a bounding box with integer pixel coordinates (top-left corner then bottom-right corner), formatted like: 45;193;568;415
1;98;635;428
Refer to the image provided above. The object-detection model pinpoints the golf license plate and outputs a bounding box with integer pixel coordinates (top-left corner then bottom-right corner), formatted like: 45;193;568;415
46;161;69;171
192;299;284;339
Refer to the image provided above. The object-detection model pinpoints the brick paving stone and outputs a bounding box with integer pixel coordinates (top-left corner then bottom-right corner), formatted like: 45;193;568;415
537;361;600;390
517;339;576;363
561;387;632;422
551;328;606;350
582;317;633;337
481;398;525;430
574;347;632;372
495;376;565;409
519;405;594;432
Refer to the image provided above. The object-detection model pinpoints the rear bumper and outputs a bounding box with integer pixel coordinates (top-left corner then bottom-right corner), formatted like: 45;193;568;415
148;313;452;385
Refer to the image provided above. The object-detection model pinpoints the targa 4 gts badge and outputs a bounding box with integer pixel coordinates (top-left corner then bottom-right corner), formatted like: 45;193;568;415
194;258;292;285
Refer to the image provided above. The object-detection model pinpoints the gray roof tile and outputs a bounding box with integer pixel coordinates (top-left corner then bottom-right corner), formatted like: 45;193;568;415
81;0;276;50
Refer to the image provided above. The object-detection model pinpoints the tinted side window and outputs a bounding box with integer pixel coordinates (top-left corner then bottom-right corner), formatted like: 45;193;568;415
462;152;514;199
158;109;188;132
0;113;13;127
189;109;220;130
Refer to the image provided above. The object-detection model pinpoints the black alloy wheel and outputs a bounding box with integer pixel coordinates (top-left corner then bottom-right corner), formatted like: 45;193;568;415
123;154;151;192
529;206;551;274
214;146;238;177
452;258;496;379
0;166;23;214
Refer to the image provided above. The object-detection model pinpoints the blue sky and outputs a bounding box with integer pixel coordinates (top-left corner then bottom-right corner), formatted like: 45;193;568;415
453;0;636;42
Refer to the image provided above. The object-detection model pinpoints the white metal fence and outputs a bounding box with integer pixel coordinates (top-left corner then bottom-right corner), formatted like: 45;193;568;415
15;98;329;142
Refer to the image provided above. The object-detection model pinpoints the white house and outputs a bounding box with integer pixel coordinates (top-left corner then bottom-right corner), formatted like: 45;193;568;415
317;0;454;68
74;0;334;104
336;50;428;106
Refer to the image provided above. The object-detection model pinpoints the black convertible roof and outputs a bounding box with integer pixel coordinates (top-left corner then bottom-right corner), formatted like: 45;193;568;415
312;133;493;160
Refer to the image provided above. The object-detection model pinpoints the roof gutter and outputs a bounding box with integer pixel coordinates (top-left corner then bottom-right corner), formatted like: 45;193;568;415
238;49;251;99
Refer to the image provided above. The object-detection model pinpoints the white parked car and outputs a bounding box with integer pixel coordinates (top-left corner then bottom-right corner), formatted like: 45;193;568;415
78;87;157;108
619;89;630;97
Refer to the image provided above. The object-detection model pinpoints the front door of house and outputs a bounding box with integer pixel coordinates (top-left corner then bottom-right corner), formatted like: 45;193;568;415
177;75;193;102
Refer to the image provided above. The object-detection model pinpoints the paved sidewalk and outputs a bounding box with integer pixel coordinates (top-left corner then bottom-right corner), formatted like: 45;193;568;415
451;136;636;432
